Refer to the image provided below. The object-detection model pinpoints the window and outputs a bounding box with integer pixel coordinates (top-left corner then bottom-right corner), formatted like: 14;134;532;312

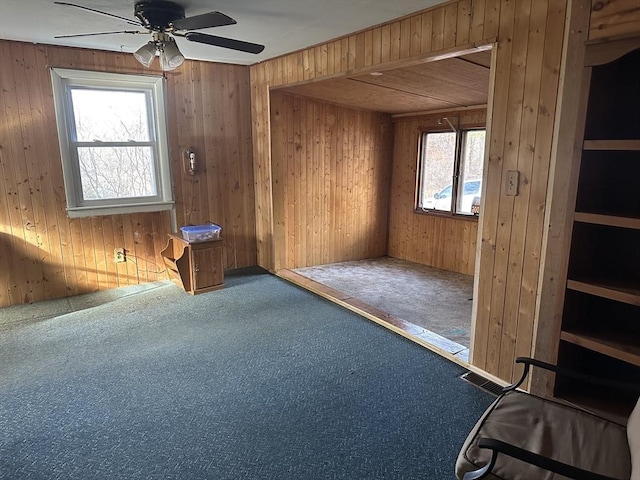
417;128;486;216
50;68;173;218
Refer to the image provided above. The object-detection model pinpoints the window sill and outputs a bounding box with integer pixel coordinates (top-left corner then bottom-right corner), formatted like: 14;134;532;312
413;209;479;222
67;201;174;218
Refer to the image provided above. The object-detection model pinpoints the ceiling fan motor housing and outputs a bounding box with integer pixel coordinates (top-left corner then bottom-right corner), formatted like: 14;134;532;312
54;0;264;56
134;0;185;32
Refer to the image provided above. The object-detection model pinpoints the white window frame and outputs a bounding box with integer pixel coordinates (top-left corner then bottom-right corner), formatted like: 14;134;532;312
416;128;486;217
50;68;173;218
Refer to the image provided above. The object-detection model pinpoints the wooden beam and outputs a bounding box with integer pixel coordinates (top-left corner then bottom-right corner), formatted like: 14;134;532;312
532;0;592;397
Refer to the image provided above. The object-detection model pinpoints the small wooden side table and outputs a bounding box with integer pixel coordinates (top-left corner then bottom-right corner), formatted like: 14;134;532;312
160;233;224;295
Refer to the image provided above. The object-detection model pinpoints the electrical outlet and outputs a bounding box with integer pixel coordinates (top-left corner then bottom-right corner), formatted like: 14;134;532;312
114;248;126;263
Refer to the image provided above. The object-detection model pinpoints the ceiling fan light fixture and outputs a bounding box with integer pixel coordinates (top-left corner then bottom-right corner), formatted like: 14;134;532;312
159;37;185;71
133;41;157;67
55;1;265;69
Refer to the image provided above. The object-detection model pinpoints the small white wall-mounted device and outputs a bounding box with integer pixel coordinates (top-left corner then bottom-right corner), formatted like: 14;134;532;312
505;170;520;196
189;151;196;175
183;148;196;175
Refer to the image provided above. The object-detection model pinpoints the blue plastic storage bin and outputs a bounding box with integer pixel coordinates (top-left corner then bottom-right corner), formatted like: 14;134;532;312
180;224;221;242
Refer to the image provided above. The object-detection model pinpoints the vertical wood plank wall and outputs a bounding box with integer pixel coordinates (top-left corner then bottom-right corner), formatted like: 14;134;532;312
0;41;256;307
473;0;567;382
388;110;487;276
270;92;393;269
589;0;640;40
250;0;569;383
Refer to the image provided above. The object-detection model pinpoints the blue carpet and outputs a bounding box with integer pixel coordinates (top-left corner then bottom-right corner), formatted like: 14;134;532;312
0;268;493;479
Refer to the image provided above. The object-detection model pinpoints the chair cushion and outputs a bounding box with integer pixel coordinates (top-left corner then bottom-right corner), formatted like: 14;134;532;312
629;397;640;480
455;391;631;480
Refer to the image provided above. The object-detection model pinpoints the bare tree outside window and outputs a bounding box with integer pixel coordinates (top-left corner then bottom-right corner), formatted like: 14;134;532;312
417;128;486;215
457;130;486;214
419;132;456;211
51;68;172;218
460;130;486;181
71;89;157;200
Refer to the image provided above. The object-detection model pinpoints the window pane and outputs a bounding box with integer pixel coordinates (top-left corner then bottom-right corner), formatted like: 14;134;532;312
71;89;150;142
419;132;456;211
457;130;486;215
77;146;157;200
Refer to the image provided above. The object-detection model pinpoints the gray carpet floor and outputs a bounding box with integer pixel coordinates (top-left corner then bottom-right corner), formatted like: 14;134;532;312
0;267;492;479
294;257;473;347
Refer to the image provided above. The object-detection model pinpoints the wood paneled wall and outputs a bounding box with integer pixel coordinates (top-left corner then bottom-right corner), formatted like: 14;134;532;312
589;0;640;40
169;51;256;272
0;41;256;307
388;109;486;276
270;92;393;270
250;0;568;383
249;0;500;274
471;0;567;382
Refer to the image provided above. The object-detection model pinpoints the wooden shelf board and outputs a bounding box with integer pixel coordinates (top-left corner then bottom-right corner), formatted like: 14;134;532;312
583;139;640;150
567;279;640;306
560;330;640;367
555;391;633;425
574;212;640;229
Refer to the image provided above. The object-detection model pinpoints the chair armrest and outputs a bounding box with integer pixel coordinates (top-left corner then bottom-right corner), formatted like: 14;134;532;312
470;438;619;480
502;357;640;394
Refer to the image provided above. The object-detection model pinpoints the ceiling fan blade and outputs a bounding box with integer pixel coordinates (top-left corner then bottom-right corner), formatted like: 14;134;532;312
184;32;265;54
172;12;237;31
54;2;141;26
54;30;144;39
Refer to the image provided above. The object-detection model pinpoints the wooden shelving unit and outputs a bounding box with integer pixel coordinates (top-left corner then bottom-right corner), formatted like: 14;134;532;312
560;330;640;367
554;41;640;422
558;390;633;427
582;139;640;150
574;212;640;230
566;279;640;305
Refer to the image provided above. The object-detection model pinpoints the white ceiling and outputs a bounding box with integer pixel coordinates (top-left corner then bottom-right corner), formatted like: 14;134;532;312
0;0;448;66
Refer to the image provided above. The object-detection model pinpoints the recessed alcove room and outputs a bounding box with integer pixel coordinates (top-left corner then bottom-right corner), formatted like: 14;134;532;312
1;1;639;479
268;47;491;360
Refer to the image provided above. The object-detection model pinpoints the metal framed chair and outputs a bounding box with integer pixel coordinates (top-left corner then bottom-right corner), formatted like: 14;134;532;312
456;357;640;480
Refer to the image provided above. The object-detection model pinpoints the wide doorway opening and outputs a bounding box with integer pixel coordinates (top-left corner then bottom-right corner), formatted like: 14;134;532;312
271;46;493;364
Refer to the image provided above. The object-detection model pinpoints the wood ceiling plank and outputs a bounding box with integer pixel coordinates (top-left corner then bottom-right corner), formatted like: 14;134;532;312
279;78;455;114
403;57;490;93
278;52;490;115
353;65;488;107
458;50;492;67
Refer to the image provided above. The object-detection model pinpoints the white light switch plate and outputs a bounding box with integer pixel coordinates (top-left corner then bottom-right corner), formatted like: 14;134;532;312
506;170;519;196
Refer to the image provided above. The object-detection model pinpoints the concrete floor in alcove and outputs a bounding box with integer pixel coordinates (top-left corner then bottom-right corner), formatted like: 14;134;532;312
290;256;473;362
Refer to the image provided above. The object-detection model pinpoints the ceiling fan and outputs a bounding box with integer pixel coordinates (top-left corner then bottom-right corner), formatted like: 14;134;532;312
54;1;265;71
